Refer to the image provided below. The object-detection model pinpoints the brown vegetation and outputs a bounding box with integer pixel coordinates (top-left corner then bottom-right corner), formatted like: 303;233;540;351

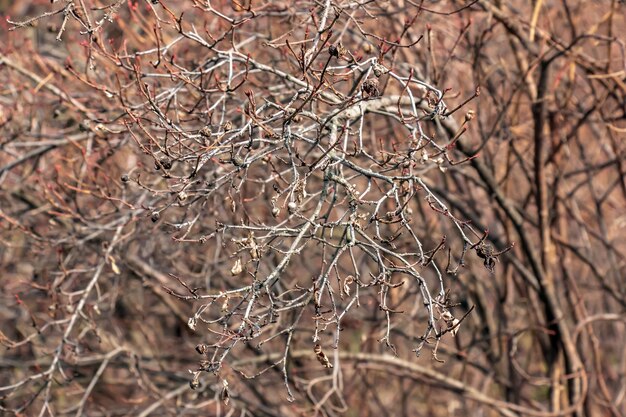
1;1;625;416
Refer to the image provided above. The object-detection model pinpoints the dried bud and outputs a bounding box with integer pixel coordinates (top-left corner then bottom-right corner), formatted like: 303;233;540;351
220;379;230;405
150;212;160;222
178;191;188;202
328;44;339;58
465;110;475;123
120;174;129;183
287;201;297;214
362;79;380;98
336;43;347;57
222;121;232;132
157;157;172;170
346;226;355;245
195;344;208;354
314;344;333;368
271;207;280;217
199;126;212;137
248;232;260;260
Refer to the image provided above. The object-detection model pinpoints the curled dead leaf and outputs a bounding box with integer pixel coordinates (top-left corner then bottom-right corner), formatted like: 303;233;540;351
231;258;243;275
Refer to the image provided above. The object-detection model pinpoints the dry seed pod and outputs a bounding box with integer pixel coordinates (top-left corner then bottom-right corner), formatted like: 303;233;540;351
225;196;236;213
314;344;333;368
336;43;347;57
220;379;230;404
362;79;380;98
449;318;461;336
343;275;354;297
189;371;201;390
248;232;260;260
441;310;461;336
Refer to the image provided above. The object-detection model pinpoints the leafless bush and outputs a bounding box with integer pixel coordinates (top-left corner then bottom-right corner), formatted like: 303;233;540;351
1;1;625;416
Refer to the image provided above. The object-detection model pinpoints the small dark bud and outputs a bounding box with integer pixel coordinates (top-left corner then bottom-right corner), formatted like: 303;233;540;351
328;44;339;57
195;344;208;354
160;157;172;170
121;174;129;183
151;212;160;222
